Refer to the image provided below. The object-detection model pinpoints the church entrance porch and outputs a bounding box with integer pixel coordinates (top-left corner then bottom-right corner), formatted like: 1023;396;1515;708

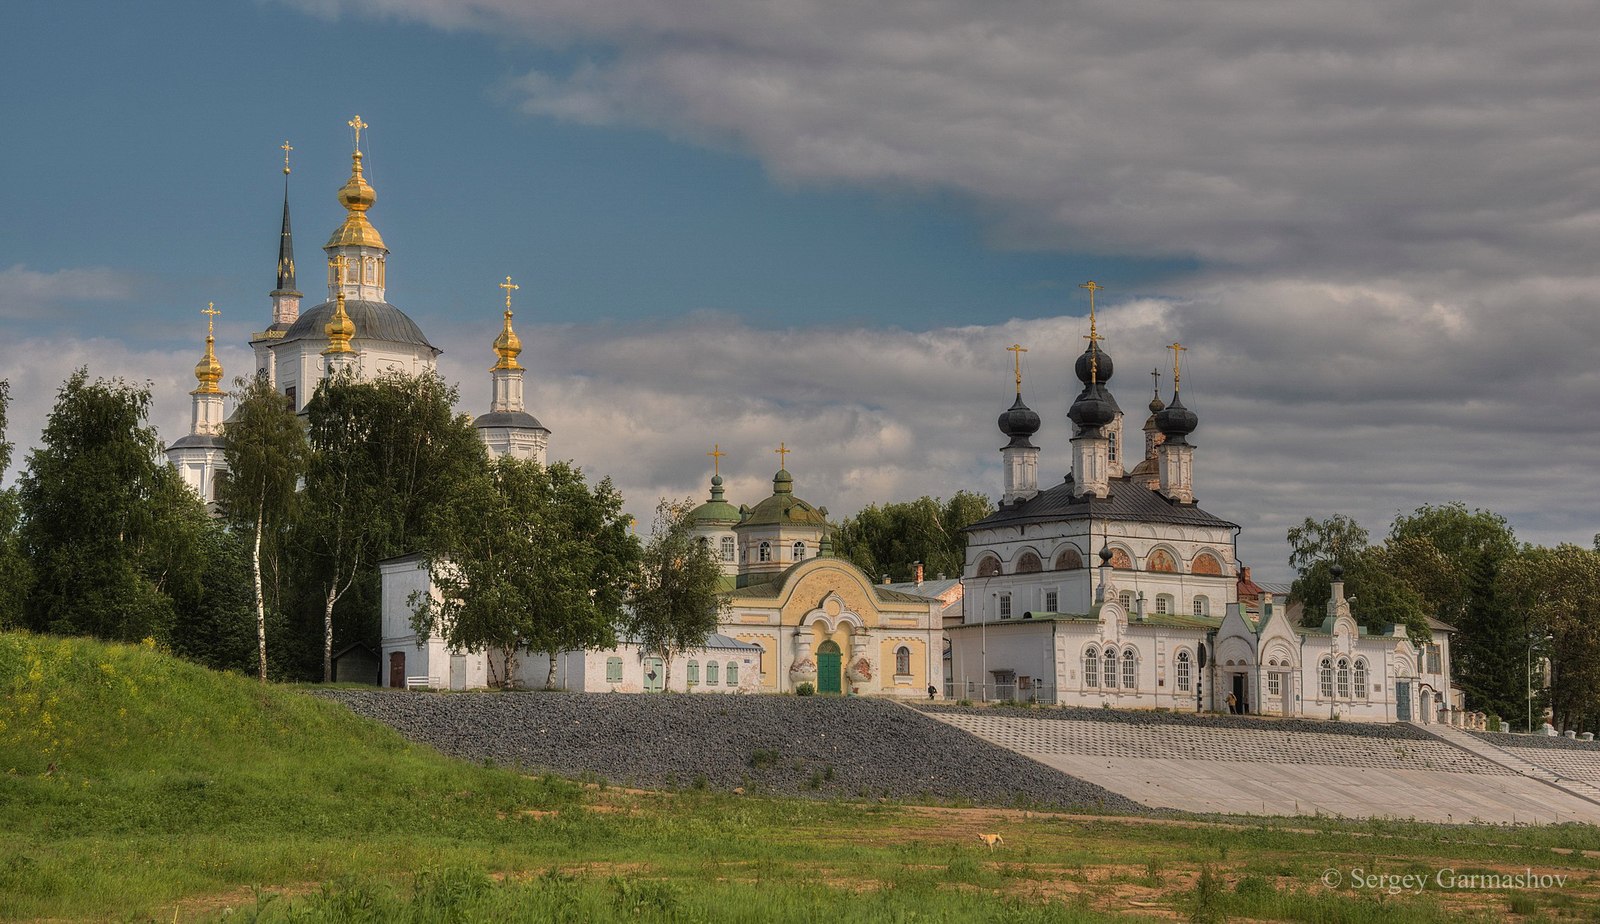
1230;673;1250;714
817;641;842;694
1396;681;1412;721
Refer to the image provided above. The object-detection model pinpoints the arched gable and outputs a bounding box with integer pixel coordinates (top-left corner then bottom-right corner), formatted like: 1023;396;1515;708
975;554;1002;577
1106;546;1134;570
1145;547;1179;573
1053;545;1085;570
1190;550;1226;576
1014;549;1043;573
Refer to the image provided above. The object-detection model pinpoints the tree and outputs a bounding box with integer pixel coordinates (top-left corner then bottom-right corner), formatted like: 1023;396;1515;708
218;374;306;681
1285;513;1368;575
1286;514;1429;640
411;458;638;689
1501;545;1600;733
17;370;207;642
300;369;485;681
835;491;994;583
0;380;31;628
625;498;729;689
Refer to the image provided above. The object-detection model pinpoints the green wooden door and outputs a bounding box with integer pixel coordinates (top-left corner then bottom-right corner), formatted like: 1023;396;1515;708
817;641;842;694
644;657;665;692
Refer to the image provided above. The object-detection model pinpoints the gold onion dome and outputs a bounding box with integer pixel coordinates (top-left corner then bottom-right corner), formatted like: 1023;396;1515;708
325;148;386;250
193;334;223;393
493;310;522;370
323;292;357;354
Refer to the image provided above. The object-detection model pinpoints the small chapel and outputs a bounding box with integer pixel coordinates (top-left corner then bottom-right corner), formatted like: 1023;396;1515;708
946;284;1462;723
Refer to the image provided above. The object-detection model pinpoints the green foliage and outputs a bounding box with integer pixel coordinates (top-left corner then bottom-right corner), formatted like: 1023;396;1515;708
795;681;815;697
625;498;728;687
1501;544;1600;732
0;381;30;629
413;457;638;689
301;370;487;681
1289;528;1432;640
16;370;217;644
834;491;993;583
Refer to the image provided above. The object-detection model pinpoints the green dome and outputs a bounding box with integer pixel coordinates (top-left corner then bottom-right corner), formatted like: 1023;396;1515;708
689;474;740;526
736;470;830;529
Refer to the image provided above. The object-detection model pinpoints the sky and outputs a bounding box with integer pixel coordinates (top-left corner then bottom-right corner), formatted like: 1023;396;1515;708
3;0;1598;581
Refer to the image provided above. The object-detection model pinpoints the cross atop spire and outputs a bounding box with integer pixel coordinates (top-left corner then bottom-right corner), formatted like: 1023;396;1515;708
1151;366;1161;397
280;140;293;175
1006;343;1027;394
708;443;725;476
499;275;519;313
202;301;220;335
774;442;790;469
348;114;367;152
1080;280;1103;338
1168;342;1188;393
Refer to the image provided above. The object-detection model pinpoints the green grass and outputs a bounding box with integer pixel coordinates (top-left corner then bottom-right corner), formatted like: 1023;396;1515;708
4;630;1600;922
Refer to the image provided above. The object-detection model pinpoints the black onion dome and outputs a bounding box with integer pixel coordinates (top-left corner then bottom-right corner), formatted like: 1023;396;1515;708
998;394;1042;448
1154;393;1198;443
1075;343;1114;385
1149;393;1166;414
1068;383;1116;432
1099;546;1114;565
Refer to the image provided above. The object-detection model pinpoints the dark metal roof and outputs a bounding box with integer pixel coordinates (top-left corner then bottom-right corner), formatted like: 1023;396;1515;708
968;475;1238;531
473;410;548;431
168;433;226;450
280;299;438;352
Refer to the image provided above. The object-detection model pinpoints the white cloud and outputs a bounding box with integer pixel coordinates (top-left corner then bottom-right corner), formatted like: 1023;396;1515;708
0;264;139;320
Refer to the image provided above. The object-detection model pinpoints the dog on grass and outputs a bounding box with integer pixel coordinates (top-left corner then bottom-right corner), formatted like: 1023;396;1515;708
976;833;1004;850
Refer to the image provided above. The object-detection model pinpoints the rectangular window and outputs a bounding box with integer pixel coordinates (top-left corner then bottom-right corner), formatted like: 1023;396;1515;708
1121;654;1135;689
1267;673;1281;695
605;657;623;684
1155;595;1171;615
1427;644;1442;674
687;660;699;685
707;662;719;685
1084;654;1098;688
998;594;1012;619
720;536;735;562
726;662;738;685
1044;590;1059;613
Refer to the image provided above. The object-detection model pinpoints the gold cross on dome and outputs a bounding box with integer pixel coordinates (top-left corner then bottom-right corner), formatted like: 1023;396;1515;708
499;275;519;312
707;443;725;476
348;114;368;150
1168;341;1188;390
1079;279;1103;334
774;442;790;469
202;302;220;335
1006;343;1027;394
280;140;293;174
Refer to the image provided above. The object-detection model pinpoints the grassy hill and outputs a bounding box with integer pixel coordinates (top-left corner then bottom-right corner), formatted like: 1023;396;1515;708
5;630;1600;922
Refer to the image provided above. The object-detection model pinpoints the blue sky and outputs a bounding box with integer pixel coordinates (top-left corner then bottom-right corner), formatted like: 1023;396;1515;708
4;0;1598;578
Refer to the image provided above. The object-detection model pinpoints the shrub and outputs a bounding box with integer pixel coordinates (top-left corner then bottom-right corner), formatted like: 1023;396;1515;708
795;682;815;697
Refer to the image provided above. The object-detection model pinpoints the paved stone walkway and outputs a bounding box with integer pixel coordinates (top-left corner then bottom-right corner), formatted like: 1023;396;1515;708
1419;723;1600;806
928;712;1600;824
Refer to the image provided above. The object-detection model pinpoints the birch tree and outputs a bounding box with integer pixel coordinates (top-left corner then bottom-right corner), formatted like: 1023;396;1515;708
625;498;728;689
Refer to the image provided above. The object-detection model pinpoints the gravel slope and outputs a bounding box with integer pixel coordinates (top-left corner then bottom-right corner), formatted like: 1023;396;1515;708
916;703;1440;741
315;690;1145;813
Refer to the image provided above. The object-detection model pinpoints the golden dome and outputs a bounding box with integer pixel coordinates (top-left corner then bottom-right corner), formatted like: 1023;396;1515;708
493;309;522;370
323;291;357;355
325;149;387;250
193;333;223;394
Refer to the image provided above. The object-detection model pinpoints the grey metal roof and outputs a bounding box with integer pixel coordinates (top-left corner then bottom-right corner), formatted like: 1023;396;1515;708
473;410;548;431
883;578;961;600
968;475;1238;532
280;299;439;352
1257;581;1294;596
168;433;226;450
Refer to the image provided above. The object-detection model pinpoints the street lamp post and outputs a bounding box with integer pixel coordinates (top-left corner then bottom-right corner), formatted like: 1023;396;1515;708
1529;633;1554;733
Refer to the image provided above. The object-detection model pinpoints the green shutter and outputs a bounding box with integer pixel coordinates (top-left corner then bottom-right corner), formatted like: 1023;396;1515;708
606;657;622;683
707;662;719;685
727;661;738;685
687;661;699;684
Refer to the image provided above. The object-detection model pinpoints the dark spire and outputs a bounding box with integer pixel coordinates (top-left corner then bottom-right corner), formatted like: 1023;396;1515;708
272;174;300;297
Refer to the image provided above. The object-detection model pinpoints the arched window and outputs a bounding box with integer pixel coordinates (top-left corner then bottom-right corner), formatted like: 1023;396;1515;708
707;661;719;685
1108;548;1133;570
1118;591;1134;612
606;657;623;684
687;660;699;685
1192;596;1210;617
758;541;771;563
1353;659;1368;699
1155;594;1174;615
976;555;1002;577
1016;551;1042;573
1122;650;1137;689
1320;658;1334;698
895;646;911;675
1055;548;1084;571
720;536;735;562
1103;647;1119;688
1191;553;1224;576
1176;650;1192;692
1336;658;1351;698
792;541;806;562
1084;649;1099;687
726;661;739;685
1147;550;1177;573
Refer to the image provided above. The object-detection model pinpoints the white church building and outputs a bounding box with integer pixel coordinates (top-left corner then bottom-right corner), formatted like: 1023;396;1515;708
947;297;1461;723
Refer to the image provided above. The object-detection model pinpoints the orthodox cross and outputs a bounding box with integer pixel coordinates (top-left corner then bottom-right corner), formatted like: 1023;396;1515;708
1006;343;1027;394
202;302;220;335
1080;281;1105;384
774;442;790;469
331;254;350;287
280;140;293;175
707;443;725;476
1150;366;1161;398
348;114;368;151
1079;280;1103;337
499;275;519;313
1168;342;1188;392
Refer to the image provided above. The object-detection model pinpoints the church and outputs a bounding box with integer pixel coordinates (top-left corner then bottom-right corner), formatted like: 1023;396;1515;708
165;117;550;504
946;286;1461;723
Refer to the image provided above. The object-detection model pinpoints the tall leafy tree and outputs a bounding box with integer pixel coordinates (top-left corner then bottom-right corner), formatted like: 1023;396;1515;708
625;498;729;688
17;370;204;642
218;373;306;681
0;380;31;628
1501;545;1600;732
300;369;486;681
835;491;993;583
1286;514;1430;639
411;458;638;689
